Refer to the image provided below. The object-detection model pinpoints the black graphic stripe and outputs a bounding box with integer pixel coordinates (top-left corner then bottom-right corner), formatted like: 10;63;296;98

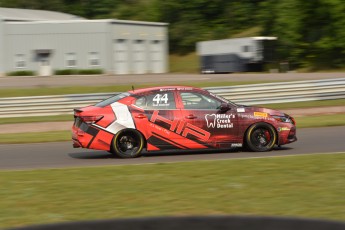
153;132;188;149
147;136;177;150
147;132;188;149
184;134;214;149
86;127;100;148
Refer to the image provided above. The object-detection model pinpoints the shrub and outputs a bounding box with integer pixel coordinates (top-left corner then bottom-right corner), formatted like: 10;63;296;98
77;69;103;75
54;69;103;75
54;69;79;75
7;70;35;76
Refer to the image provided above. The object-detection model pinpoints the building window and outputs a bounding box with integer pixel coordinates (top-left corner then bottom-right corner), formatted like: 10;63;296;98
151;40;161;44
116;39;125;43
242;45;251;52
89;52;100;66
15;54;26;68
66;53;77;67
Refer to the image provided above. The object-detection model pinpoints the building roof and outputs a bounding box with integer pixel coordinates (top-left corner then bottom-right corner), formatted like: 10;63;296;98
0;7;84;21
6;19;168;27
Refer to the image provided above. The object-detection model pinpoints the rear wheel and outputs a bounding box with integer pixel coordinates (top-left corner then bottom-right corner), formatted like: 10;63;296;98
111;129;144;158
245;123;277;152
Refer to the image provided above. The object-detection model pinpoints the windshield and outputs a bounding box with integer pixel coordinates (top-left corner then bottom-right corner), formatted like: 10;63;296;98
94;92;131;107
208;91;238;107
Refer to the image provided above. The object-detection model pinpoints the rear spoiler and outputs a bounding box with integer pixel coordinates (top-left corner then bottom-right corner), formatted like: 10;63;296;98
74;108;83;117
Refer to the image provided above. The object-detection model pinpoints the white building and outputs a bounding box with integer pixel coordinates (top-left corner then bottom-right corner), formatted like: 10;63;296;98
0;7;168;76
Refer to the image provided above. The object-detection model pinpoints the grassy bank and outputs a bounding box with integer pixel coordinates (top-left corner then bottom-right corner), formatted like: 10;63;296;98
257;99;345;110
296;114;345;128
0;115;72;125
169;53;199;73
1;153;344;228
0;131;70;144
0;114;344;144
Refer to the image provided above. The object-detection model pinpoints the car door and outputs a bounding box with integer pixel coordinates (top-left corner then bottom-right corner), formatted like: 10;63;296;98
177;90;239;149
130;90;187;150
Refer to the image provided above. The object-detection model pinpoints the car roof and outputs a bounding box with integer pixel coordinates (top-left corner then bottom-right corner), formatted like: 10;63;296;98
128;86;207;95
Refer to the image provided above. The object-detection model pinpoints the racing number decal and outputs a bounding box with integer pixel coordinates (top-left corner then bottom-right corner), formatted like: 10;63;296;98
153;93;168;105
151;93;175;109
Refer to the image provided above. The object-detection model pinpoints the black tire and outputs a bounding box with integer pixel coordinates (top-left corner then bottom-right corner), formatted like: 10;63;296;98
111;129;145;158
245;122;277;152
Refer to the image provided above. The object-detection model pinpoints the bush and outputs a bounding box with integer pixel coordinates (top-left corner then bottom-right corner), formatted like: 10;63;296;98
54;69;79;75
78;69;103;75
7;70;35;76
54;69;103;75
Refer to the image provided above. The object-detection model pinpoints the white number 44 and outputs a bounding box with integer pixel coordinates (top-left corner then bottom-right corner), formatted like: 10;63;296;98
153;94;168;104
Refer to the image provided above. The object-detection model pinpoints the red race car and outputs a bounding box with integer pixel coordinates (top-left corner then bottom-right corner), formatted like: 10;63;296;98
72;86;297;158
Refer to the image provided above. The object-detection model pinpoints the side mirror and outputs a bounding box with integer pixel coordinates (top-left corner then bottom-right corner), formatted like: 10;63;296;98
219;103;230;112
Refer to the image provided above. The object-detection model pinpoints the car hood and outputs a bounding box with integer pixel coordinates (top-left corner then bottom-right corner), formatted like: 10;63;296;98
236;105;289;117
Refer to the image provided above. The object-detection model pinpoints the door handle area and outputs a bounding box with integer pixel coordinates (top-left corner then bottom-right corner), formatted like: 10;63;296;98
135;114;146;119
185;114;197;119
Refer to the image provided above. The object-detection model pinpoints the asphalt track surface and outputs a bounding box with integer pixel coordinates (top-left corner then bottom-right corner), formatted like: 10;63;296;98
0;126;344;170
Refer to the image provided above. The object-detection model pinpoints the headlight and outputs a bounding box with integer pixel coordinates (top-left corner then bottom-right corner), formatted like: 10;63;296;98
272;115;294;124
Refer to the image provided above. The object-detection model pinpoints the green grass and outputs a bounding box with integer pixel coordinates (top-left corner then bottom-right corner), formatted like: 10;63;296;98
0;85;135;98
295;114;345;128
0;114;344;144
258;99;345;110
0;153;344;228
0;131;70;144
0;81;286;98
0;115;72;125
169;52;199;73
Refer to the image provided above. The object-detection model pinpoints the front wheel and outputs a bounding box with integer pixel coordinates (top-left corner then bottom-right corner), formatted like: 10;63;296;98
111;129;145;158
245;123;277;152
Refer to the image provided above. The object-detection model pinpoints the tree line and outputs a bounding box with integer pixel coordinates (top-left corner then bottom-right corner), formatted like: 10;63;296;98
1;0;344;70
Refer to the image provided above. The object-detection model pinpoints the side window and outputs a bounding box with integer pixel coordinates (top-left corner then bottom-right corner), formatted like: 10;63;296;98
66;53;77;67
135;92;176;110
15;54;26;69
89;52;100;66
180;92;221;110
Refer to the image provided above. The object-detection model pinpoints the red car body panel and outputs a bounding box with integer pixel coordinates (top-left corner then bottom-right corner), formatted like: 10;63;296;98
72;86;297;153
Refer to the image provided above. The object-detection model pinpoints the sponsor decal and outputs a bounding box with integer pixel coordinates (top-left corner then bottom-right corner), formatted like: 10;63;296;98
150;110;211;141
237;108;245;113
176;87;193;91
149;123;171;135
160;87;193;91
231;143;243;148
254;112;268;118
238;114;275;121
160;88;175;91
205;114;235;129
278;127;290;132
